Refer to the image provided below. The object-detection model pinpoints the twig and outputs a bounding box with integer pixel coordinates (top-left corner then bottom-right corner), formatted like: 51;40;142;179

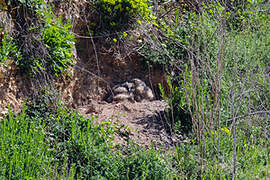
71;30;134;39
228;110;270;124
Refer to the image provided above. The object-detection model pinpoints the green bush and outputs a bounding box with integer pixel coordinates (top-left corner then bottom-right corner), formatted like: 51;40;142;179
155;2;269;179
39;104;172;179
5;0;75;77
0;89;174;179
140;38;187;67
41;16;75;76
93;0;151;32
0;107;53;179
0;32;21;67
174;127;269;179
159;74;193;134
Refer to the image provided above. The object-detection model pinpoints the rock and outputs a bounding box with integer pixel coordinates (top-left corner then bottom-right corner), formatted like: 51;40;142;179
113;86;128;94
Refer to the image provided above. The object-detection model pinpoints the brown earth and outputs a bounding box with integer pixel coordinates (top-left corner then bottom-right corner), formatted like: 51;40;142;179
77;100;183;149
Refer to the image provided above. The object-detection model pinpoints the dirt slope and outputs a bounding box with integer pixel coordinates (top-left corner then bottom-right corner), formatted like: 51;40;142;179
78;100;183;149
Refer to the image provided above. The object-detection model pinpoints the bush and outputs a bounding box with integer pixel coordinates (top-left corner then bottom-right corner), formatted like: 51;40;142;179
6;0;75;77
0;89;174;179
155;1;269;179
40;16;75;76
37;103;172;179
159;74;193;134
0;31;21;67
174;127;269;179
0;107;53;179
93;0;151;32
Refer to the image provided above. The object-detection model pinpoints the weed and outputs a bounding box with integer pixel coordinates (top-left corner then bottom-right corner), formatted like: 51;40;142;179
6;0;75;77
0;32;21;67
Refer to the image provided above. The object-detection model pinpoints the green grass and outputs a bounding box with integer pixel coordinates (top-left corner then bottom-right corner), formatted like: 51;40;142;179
0;107;52;179
0;100;268;179
173;128;269;179
0;1;269;179
0;101;173;179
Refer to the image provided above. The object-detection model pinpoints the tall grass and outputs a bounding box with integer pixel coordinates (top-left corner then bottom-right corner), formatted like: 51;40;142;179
0;97;174;179
159;1;270;179
0;106;52;179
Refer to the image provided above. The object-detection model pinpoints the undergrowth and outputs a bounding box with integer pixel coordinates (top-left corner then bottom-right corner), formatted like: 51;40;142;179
0;0;269;179
2;0;75;77
157;1;269;179
0;31;21;67
93;0;151;32
0;91;173;179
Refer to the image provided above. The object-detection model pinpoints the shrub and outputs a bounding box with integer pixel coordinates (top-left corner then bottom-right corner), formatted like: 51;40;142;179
0;107;53;179
40;105;172;179
6;0;75;77
40;16;75;76
93;0;151;31
163;1;270;179
174;127;269;179
159;74;194;134
0;31;21;67
15;89;174;179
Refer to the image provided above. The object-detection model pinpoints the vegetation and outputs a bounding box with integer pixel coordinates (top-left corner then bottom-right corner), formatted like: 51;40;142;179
0;31;21;67
94;0;151;31
157;1;269;179
1;0;75;76
0;92;173;179
0;0;269;179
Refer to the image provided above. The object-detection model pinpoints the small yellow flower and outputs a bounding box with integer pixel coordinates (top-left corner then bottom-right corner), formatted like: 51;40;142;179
221;127;230;134
110;21;116;26
122;32;128;38
224;127;230;134
151;16;157;20
113;38;117;43
137;20;142;25
107;7;112;13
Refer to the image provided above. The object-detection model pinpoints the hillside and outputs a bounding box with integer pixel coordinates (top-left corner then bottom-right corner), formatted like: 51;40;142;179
0;0;269;179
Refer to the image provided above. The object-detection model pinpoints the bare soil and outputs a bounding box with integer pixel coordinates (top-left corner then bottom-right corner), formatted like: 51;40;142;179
78;100;183;149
